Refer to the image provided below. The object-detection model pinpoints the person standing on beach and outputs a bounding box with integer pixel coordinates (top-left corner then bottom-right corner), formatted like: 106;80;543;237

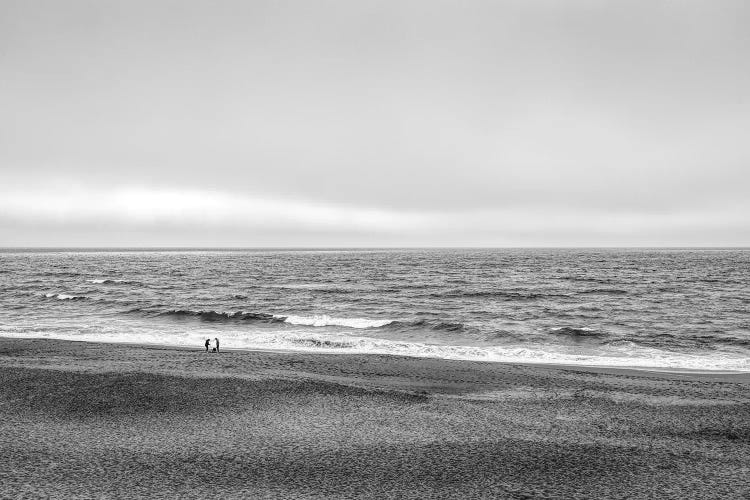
205;338;210;352
214;338;220;353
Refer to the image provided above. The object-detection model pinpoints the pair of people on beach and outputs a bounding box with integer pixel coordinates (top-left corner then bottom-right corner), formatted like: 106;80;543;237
204;338;220;353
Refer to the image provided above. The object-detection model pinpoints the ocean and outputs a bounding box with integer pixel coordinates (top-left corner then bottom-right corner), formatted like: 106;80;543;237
1;248;748;372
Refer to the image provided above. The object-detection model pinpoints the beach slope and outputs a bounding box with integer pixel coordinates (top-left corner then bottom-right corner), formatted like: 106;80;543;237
1;339;749;499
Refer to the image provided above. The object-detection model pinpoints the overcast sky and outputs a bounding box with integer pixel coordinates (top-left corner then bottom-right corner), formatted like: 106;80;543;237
1;0;748;246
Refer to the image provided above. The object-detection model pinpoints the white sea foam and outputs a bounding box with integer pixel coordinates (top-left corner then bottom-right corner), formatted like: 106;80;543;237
4;325;749;372
277;315;393;329
87;279;126;284
44;293;83;300
243;332;750;372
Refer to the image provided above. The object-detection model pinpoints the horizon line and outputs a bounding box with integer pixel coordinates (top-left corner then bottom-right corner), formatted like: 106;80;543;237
2;246;749;251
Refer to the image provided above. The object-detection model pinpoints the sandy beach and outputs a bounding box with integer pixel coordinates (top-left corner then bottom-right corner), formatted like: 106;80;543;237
1;338;748;499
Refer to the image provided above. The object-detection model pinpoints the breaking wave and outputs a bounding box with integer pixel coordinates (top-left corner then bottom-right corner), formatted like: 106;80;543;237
151;309;284;323
44;293;87;301
125;307;471;333
549;327;603;338
128;308;393;328
278;315;393;329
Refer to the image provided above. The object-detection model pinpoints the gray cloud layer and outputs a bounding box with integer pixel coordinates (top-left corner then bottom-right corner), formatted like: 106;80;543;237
1;0;748;246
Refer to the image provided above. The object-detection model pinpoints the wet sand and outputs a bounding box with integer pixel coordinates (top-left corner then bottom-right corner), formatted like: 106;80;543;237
1;338;749;499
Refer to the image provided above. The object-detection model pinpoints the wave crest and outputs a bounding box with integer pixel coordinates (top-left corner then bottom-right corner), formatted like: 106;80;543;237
44;293;87;301
138;309;284;323
435;289;563;300
578;288;628;295
278;315;393;329
163;310;283;323
389;319;466;332
549;327;603;338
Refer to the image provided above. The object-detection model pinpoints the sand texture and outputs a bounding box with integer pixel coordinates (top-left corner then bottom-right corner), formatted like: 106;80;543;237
1;338;749;499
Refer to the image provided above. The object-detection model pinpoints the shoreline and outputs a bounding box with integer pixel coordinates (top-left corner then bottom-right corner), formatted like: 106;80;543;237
2;335;748;380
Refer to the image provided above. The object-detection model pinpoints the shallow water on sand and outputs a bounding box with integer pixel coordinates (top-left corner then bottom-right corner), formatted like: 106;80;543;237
1;248;749;371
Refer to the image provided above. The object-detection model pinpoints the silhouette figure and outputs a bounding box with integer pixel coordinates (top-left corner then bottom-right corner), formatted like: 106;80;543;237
204;338;210;352
214;337;220;353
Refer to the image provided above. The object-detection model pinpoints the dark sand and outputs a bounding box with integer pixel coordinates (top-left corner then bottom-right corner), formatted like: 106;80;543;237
1;339;749;499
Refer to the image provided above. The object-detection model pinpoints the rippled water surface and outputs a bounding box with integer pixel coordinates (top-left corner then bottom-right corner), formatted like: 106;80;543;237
1;249;748;371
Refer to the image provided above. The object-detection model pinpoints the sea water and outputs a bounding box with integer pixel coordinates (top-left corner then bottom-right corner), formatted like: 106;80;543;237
1;248;748;371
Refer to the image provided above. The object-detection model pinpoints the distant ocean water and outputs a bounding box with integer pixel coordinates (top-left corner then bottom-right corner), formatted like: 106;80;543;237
1;249;749;372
